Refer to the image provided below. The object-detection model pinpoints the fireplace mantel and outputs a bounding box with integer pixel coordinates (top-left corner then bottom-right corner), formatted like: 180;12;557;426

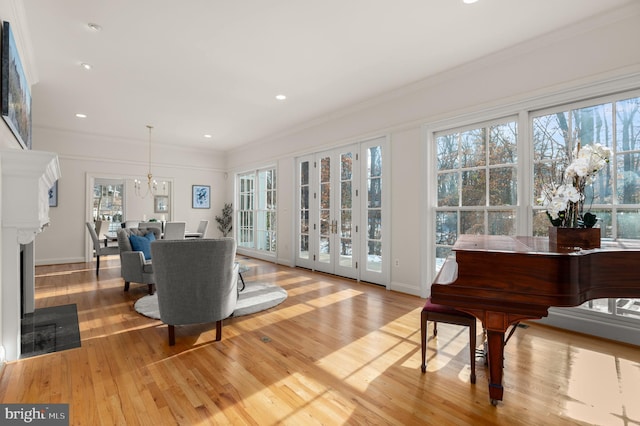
1;149;60;361
1;149;60;242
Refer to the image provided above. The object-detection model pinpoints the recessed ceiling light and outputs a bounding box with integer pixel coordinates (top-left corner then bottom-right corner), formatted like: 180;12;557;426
463;0;478;3
80;62;92;70
75;113;87;118
204;134;212;138
87;23;102;31
275;94;287;101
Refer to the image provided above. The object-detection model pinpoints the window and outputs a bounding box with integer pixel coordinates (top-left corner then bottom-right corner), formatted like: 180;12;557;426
237;167;277;255
429;89;640;341
532;95;640;319
435;119;518;268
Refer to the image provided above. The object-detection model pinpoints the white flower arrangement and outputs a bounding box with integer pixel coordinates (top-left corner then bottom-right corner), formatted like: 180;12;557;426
538;142;612;228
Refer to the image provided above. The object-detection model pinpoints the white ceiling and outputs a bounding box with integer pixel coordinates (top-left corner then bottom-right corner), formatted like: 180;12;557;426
21;0;634;151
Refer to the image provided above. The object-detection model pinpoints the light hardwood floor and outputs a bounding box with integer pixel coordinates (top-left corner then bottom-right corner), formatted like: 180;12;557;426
1;255;639;425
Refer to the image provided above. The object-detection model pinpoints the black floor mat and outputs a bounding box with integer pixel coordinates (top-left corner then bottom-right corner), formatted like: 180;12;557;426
20;304;81;358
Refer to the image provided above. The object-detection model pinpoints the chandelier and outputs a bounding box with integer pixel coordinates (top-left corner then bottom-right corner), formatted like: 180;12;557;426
134;125;158;198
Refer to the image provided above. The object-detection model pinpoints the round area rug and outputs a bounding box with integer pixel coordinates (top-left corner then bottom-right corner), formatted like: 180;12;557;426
134;281;287;319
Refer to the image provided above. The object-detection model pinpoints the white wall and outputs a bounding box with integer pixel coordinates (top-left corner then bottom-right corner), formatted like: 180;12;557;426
226;3;640;296
33;127;230;265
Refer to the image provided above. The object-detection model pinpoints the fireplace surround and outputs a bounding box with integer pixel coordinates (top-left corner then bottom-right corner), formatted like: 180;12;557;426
1;149;60;361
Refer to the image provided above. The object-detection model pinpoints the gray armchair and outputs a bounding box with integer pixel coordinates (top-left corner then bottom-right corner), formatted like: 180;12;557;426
116;227;161;294
86;222;120;275
150;238;239;346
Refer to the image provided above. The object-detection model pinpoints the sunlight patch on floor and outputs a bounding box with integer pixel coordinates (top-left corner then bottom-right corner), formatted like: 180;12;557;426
561;348;640;425
280;280;335;296
305;288;364;308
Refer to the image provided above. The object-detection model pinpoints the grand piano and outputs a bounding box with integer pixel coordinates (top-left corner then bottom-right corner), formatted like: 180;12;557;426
430;234;640;405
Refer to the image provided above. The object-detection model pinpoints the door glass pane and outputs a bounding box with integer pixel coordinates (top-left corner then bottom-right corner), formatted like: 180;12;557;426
341;181;352;208
320;182;331;209
367;241;382;272
367;145;383;273
341;153;352;180
339;239;352;267
257;229;267;251
368;210;381;240
319;237;330;263
300;186;309;209
321;157;331;182
300;210;309;234
319;155;331;262
320;210;330;236
341;210;352;238
299;235;309;259
299;161;310;259
368;178;381;208
93;182;124;232
300;161;309;185
369;146;382;177
340;152;354;269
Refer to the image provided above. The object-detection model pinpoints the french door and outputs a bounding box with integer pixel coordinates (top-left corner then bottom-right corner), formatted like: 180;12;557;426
296;137;388;285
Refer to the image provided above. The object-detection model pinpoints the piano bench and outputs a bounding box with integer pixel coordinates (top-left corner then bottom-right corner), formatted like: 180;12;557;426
421;297;477;384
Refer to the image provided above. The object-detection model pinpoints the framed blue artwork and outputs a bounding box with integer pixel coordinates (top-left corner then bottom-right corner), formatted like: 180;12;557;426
49;181;58;207
1;21;32;150
192;185;210;209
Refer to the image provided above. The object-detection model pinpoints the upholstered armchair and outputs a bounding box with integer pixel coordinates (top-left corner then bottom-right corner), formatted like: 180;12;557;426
116;227;161;294
86;222;119;275
150;238;239;345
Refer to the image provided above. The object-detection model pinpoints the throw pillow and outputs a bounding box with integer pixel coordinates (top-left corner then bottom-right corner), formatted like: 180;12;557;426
129;232;156;260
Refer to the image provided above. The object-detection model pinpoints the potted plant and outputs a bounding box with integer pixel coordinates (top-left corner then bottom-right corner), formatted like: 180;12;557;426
538;141;611;249
216;203;233;237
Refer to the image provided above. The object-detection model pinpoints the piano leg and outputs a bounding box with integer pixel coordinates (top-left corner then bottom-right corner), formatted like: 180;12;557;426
486;329;505;405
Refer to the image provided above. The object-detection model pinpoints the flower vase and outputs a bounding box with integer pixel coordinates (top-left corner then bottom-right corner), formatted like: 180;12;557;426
548;226;601;251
